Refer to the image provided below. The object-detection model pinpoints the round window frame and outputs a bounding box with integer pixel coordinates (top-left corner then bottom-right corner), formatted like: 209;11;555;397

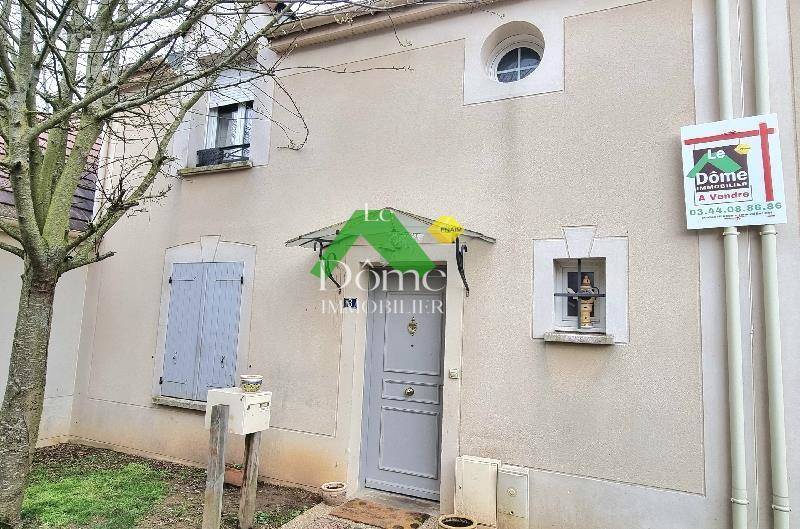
487;34;545;83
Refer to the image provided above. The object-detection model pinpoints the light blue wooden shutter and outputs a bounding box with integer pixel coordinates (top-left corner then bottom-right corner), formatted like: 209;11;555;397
161;263;204;399
194;262;244;401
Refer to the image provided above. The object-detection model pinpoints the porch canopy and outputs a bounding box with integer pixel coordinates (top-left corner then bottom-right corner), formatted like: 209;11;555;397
285;207;495;249
285;207;495;295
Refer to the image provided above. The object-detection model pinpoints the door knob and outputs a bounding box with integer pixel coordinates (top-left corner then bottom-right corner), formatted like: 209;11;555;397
404;386;415;397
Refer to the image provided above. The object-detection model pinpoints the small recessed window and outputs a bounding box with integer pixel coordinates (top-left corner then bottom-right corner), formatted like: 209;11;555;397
496;47;541;83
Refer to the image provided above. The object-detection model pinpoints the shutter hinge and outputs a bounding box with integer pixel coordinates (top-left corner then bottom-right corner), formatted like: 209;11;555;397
168;276;172;284
241;275;244;284
159;376;163;385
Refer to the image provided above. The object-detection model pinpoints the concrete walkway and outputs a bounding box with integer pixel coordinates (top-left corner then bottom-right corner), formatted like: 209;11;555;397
281;491;440;529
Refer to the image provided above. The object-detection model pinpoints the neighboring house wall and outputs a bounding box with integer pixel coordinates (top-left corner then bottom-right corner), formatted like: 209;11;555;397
0;135;100;230
0;235;87;445
62;1;800;529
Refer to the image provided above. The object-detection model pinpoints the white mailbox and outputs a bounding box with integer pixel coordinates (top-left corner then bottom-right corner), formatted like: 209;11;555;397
205;387;271;436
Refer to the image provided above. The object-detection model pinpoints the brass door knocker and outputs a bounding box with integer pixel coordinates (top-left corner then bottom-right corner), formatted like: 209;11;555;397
407;317;418;336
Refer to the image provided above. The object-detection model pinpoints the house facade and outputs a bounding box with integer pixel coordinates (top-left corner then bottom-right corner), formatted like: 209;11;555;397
2;0;800;527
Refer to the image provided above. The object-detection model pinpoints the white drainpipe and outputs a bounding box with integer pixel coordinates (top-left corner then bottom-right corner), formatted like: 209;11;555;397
716;0;749;527
724;224;749;529
751;0;791;526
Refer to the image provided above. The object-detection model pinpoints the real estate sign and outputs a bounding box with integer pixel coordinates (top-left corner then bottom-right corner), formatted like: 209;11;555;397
681;114;786;229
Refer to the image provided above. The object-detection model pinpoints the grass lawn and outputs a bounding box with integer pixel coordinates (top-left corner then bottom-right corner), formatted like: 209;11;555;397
22;444;320;529
24;463;167;529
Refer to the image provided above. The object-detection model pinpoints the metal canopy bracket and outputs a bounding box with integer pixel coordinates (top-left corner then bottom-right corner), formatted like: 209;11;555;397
455;237;469;297
314;239;342;294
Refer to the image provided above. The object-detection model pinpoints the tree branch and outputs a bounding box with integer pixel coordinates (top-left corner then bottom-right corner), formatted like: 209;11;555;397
0;0;15;92
63;249;114;271
0;216;20;240
0;239;24;258
26;0;219;141
63;84;209;269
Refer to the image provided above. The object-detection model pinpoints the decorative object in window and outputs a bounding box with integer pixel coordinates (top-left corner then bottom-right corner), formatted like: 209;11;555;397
198;100;253;167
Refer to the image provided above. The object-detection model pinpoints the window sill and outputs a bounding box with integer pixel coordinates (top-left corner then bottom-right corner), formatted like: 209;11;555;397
543;331;614;345
178;160;252;177
153;395;206;411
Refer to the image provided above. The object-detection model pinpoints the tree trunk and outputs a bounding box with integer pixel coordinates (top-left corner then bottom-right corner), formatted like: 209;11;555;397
0;266;57;529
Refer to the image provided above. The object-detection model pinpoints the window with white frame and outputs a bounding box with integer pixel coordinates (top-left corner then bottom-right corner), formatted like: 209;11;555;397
465;19;559;105
172;62;276;172
553;258;606;333
532;228;627;343
200;100;253;167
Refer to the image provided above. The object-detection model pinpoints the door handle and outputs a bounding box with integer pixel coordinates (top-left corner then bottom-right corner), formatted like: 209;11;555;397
404;386;415;397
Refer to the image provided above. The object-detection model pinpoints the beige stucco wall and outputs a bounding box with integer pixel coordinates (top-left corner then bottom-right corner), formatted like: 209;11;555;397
459;1;703;492
0;234;87;445
64;0;800;527
272;0;703;493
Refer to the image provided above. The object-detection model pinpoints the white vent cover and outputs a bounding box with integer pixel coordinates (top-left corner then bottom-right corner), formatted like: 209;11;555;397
455;456;500;526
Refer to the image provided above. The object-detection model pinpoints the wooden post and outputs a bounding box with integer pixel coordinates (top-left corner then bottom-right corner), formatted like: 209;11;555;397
203;404;229;529
238;431;262;529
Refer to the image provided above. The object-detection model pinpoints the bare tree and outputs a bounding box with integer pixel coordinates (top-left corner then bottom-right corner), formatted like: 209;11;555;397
0;0;487;524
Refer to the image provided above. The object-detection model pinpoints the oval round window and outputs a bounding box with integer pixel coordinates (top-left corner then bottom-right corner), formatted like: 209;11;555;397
495;46;541;83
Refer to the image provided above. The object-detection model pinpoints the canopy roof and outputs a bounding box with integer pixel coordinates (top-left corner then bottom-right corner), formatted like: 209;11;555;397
285;207;495;248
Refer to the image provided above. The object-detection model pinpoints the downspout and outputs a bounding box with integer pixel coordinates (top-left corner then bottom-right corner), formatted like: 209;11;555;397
716;0;749;527
751;0;791;526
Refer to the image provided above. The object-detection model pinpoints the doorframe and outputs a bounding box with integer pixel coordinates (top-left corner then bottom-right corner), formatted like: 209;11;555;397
341;244;464;511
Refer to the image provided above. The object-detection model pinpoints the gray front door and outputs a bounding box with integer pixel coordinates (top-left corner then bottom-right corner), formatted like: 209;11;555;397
363;270;445;501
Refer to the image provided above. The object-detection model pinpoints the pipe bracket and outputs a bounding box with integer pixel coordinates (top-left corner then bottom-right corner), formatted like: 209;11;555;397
771;503;792;513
